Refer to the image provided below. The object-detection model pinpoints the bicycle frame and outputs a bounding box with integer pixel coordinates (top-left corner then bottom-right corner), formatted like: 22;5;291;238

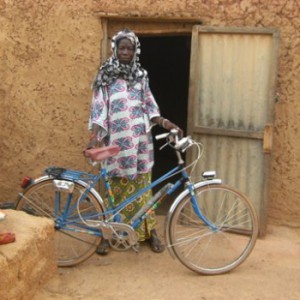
102;164;186;228
61;164;188;233
50;158;221;240
21;132;222;241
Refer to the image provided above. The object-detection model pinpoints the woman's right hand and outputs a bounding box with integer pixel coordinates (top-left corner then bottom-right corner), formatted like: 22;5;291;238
86;138;98;150
86;125;103;149
86;133;100;150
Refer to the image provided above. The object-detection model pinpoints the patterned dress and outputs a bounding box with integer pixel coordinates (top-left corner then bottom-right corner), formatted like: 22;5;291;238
89;78;160;240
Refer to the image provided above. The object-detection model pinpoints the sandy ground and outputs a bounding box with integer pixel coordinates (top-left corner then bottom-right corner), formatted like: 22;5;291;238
33;217;300;300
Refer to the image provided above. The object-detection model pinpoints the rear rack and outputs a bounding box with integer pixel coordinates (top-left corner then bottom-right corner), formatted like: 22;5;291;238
44;167;97;182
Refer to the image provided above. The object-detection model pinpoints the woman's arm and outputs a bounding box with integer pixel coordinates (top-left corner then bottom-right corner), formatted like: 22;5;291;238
151;116;183;136
86;87;109;149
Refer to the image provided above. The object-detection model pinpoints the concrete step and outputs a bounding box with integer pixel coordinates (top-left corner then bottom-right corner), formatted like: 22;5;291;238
0;209;57;300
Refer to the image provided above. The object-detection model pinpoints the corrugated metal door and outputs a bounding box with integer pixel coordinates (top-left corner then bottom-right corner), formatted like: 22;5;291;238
187;26;280;235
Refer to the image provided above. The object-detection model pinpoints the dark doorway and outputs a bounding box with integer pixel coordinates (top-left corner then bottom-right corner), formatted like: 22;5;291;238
139;35;191;214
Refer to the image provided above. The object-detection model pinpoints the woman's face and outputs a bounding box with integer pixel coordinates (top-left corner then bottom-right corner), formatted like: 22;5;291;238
116;38;135;64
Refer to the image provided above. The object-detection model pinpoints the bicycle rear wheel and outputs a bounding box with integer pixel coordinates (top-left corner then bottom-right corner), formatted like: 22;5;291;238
168;184;258;275
16;177;105;267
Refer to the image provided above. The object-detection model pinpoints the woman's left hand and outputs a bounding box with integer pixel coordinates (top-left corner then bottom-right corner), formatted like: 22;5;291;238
163;119;184;137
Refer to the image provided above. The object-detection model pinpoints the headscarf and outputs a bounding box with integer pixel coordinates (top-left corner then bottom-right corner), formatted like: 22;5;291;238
92;29;148;90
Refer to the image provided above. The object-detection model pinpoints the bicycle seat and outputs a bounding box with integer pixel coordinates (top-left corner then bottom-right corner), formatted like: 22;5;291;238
83;145;120;161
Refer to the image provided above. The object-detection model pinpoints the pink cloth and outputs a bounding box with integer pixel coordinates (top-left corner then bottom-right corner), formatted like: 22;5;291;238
83;146;120;161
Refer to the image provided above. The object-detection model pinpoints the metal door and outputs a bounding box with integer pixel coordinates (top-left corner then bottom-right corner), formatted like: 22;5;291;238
187;26;280;235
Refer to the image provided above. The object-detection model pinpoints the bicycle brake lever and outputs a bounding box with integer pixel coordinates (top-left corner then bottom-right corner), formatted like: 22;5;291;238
159;142;169;150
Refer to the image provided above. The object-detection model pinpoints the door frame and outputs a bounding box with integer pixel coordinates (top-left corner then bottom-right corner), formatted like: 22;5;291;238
98;13;201;63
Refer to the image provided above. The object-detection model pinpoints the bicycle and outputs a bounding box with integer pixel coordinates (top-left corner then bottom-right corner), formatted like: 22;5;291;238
16;129;259;275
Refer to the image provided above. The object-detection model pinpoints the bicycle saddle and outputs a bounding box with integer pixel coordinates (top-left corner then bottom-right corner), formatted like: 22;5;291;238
83;145;120;161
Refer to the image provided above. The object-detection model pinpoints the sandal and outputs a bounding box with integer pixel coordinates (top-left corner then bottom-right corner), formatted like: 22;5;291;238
96;239;109;255
0;232;16;245
149;229;165;253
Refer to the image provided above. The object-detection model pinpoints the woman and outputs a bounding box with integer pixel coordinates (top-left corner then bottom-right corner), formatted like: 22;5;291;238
86;29;182;254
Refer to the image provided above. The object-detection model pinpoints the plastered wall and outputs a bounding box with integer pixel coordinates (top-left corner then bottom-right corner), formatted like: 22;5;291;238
0;0;299;227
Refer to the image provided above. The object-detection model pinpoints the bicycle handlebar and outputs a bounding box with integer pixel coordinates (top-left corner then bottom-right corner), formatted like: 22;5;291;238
155;128;179;141
155;129;193;152
155;132;170;141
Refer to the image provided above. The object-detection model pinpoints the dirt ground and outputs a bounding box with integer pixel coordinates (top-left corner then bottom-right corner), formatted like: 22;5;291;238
33;216;300;300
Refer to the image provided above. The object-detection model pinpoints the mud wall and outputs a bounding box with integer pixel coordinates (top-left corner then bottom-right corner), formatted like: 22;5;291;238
0;0;299;227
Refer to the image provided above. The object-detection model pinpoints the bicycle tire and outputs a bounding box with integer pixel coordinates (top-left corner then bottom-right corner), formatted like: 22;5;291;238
16;177;105;267
167;183;259;275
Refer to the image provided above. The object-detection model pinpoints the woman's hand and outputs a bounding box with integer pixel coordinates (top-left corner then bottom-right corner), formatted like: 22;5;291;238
86;125;103;149
86;137;98;150
152;116;184;137
162;119;184;137
85;132;102;150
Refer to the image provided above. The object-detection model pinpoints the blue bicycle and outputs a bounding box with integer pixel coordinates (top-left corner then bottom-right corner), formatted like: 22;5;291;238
16;130;258;275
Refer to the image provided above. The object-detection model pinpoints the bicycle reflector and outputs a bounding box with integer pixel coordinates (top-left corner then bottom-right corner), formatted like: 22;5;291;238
21;176;33;189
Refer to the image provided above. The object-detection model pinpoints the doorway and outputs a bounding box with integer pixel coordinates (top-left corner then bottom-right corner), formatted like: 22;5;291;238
103;20;279;233
139;35;191;214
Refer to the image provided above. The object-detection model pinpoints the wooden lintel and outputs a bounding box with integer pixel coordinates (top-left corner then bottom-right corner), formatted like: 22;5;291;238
96;12;202;24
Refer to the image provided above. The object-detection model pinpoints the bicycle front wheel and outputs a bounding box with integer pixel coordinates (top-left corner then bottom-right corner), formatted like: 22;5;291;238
168;184;259;275
16;177;105;267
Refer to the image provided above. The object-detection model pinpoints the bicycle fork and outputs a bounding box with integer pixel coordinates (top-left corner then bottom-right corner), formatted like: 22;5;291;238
164;177;222;259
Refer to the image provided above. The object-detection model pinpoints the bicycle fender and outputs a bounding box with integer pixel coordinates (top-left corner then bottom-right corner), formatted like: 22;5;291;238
164;179;222;259
17;175;107;215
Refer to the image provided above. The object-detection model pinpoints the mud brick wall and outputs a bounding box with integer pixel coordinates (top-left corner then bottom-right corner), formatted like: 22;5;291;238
0;0;299;227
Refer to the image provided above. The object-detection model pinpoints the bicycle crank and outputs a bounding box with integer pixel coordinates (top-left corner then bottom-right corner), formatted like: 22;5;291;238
99;222;139;251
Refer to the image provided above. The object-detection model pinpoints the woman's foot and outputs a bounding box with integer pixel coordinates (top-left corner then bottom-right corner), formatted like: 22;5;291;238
0;232;15;245
96;239;109;255
149;229;165;253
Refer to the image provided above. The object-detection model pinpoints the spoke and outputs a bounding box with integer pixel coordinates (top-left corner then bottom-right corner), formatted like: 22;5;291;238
188;234;213;264
219;198;240;227
57;228;99;246
214;189;228;225
222;208;252;225
177;209;204;227
171;228;213;248
19;193;55;219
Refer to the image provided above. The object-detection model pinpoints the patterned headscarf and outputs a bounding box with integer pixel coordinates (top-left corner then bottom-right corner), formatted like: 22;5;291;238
92;29;148;90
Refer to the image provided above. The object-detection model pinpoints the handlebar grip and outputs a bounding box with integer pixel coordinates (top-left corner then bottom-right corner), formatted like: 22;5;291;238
155;132;170;140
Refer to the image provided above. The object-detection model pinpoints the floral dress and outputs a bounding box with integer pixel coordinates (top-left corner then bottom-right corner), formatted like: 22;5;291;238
89;78;160;179
88;78;160;240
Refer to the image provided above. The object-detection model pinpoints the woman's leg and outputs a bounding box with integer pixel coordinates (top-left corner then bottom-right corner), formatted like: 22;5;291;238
111;174;164;252
96;173;164;254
